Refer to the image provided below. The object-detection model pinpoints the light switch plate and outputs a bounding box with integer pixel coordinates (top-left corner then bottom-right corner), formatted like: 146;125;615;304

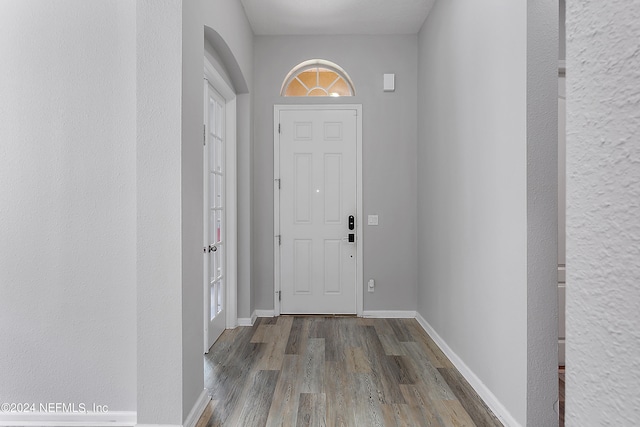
367;215;379;226
383;74;395;92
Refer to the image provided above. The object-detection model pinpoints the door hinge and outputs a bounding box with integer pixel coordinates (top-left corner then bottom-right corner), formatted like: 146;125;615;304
276;235;281;245
275;178;281;189
278;123;281;134
203;124;206;145
277;290;281;301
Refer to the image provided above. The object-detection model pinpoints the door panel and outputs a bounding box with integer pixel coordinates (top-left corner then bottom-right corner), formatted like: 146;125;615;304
324;154;342;223
294;239;312;294
294;154;312;223
279;109;357;314
323;240;341;293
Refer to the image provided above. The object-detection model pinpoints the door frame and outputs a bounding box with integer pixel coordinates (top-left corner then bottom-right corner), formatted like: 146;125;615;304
273;104;363;316
203;58;238;353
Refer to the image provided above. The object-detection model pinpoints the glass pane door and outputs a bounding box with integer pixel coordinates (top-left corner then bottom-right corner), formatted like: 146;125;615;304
205;84;225;351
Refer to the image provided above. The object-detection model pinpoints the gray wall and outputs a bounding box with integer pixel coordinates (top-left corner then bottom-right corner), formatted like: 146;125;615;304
559;0;566;60
526;1;559;424
416;0;557;425
137;0;255;422
566;1;640;425
253;35;418;312
204;34;255;321
0;0;137;415
182;0;207;420
204;0;255;320
137;0;185;423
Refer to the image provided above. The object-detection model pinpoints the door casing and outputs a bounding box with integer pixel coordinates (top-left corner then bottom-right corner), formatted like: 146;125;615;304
204;58;238;353
273;104;363;316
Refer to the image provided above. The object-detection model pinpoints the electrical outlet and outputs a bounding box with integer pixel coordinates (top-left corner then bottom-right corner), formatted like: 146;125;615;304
368;279;375;293
368;215;379;226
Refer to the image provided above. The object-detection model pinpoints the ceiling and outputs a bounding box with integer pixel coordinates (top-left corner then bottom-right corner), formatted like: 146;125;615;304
240;0;436;36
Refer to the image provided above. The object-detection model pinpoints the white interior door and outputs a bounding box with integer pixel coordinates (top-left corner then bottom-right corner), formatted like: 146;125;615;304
204;83;226;351
277;108;358;314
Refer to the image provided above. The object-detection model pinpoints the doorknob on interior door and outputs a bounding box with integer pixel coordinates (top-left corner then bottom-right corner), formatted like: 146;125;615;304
208;244;217;253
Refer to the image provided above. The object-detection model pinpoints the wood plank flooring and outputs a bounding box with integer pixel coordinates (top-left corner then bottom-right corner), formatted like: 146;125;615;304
199;317;503;427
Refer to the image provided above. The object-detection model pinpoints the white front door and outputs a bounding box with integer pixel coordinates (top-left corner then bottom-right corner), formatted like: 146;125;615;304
204;83;226;351
277;108;359;314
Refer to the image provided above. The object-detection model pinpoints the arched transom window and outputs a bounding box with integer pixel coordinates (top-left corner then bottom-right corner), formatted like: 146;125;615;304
281;59;355;97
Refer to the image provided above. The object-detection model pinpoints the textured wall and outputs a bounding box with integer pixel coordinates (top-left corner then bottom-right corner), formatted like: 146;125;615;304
565;1;640;425
253;35;419;313
0;0;136;414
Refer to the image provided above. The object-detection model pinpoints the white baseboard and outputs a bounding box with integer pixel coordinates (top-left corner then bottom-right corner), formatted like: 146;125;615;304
238;311;264;327
237;317;254;326
0;410;136;426
415;312;521;427
361;310;417;318
183;389;210;427
253;310;275;319
135;424;180;427
249;310;419;320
